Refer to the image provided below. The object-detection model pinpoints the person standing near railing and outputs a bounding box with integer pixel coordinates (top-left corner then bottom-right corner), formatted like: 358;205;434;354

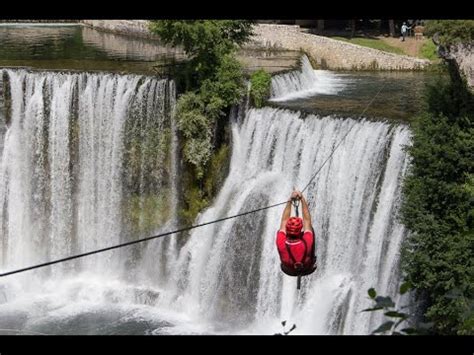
401;22;411;42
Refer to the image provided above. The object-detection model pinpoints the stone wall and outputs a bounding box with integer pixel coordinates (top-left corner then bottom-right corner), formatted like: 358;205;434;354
81;26;185;60
80;21;431;71
247;24;431;71
81;20;159;39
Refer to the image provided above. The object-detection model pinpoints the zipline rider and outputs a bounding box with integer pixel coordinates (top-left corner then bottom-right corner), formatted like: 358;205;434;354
276;190;316;289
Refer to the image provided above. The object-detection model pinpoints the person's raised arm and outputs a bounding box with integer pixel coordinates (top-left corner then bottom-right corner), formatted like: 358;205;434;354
300;194;313;232
280;191;298;231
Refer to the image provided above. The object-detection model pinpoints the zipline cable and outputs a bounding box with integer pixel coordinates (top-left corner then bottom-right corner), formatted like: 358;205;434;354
0;80;387;278
0;201;287;277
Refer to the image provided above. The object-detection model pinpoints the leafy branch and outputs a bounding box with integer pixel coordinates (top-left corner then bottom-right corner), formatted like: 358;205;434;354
363;283;433;335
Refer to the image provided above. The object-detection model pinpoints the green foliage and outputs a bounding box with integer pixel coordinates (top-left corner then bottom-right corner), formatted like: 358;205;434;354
250;69;272;108
148;21;254;224
363;286;433;335
204;144;231;199
176;92;213;179
150;20;250;174
424;20;474;47
176;56;242;179
372;321;395;334
180;185;210;226
420;40;439;61
200;54;246;114
149;20;253;89
400;281;412;295
149;20;254;57
400;61;474;334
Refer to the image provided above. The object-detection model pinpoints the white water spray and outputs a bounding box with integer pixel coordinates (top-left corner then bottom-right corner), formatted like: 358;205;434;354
0;68;411;335
159;107;411;334
0;68;175;282
270;55;352;101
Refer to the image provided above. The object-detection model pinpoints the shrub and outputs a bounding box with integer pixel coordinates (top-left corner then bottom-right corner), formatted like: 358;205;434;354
424;20;474;47
250;69;272;108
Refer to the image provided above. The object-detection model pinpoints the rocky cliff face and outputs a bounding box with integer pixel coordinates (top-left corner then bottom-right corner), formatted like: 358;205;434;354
447;43;474;89
434;32;473;90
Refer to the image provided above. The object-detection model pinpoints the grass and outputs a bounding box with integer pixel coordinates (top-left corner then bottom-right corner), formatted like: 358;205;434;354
420;40;439;61
332;36;406;55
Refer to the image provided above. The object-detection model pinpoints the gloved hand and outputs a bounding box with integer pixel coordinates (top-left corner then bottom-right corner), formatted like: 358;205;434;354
291;190;302;200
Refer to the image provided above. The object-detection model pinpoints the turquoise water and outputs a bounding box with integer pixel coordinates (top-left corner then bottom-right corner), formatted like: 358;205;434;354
1;23;436;122
271;70;443;121
0;23;300;75
0;23;184;74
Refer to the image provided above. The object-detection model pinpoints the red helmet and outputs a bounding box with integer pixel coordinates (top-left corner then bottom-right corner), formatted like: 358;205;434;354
286;217;303;236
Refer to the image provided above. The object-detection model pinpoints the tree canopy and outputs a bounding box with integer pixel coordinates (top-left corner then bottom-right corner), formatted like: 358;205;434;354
424;20;474;47
148;20;255;224
400;62;474;334
149;20;254;87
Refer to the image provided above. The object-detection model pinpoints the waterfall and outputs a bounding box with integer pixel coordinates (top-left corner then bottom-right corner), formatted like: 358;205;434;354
270;55;350;101
0;67;411;335
0;68;176;286
157;107;411;334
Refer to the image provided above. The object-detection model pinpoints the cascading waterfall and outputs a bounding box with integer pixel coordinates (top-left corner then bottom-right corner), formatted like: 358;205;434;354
270;55;350;101
0;65;412;335
0;73;6;153
0;69;177;321
157;107;411;334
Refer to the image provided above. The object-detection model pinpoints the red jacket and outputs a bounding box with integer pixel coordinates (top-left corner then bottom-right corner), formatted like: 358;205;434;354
276;229;316;276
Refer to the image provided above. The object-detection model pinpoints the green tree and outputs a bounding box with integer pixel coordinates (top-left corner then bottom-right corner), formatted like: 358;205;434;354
424;20;474;47
149;20;254;223
250;69;272;108
364;285;435;335
149;20;253;90
175;92;213;179
400;60;474;334
200;54;246;115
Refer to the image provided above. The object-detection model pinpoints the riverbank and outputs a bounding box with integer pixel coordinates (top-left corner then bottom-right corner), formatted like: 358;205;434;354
248;25;431;70
81;21;431;72
82;20;158;39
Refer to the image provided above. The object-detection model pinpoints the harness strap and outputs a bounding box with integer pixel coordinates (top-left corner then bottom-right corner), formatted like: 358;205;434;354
285;233;307;272
284;242;297;265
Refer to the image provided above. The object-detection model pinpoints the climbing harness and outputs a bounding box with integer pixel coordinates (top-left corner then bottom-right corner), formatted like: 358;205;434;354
0;81;387;279
280;198;316;290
